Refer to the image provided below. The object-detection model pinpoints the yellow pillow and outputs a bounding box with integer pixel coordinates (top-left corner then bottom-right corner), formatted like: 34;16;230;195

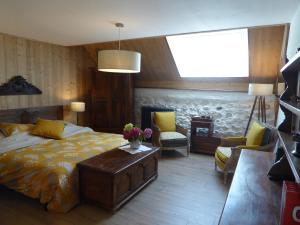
246;122;266;146
30;119;65;140
154;112;176;132
0;123;33;137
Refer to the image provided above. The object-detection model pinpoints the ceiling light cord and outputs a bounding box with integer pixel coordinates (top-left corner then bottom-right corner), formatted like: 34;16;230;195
118;26;121;50
115;22;124;51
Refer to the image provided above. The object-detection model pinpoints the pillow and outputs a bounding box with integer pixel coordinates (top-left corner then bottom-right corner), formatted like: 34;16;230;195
261;127;271;146
154;112;176;132
0;123;34;137
246;122;266;146
30;119;65;139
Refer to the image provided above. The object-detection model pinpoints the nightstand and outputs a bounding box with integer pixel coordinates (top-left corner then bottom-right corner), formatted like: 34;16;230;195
190;133;221;155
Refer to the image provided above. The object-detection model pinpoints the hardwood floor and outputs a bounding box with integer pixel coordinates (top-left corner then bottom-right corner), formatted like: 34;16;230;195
0;152;228;225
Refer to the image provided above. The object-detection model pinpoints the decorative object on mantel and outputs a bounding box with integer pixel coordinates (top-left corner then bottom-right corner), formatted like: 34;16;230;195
0;76;42;96
70;102;85;125
122;123;152;149
245;83;273;135
98;23;141;73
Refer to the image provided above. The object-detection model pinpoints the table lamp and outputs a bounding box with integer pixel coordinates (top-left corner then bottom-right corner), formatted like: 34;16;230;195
245;83;273;135
71;102;85;125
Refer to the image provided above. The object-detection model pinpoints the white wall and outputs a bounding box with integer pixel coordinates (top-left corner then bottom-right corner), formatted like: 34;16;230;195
287;4;300;59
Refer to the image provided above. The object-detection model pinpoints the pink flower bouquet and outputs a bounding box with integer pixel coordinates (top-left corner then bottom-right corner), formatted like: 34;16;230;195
123;123;152;142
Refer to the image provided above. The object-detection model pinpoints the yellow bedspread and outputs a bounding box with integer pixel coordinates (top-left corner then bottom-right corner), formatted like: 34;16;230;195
0;131;127;212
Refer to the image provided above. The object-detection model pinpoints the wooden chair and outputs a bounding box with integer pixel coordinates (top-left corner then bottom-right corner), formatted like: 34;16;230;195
215;122;278;184
151;112;190;156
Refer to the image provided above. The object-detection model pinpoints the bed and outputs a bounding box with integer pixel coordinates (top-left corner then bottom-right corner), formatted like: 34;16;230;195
0;106;128;212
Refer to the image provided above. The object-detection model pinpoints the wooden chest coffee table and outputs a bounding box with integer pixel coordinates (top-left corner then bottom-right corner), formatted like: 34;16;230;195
77;145;159;210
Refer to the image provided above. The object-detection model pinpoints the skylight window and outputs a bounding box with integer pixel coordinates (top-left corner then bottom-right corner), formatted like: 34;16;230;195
166;29;249;78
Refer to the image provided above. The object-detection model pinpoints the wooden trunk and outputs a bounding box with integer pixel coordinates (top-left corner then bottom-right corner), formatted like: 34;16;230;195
77;148;159;210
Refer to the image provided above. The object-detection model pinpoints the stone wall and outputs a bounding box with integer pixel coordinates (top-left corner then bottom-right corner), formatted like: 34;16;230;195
134;88;276;136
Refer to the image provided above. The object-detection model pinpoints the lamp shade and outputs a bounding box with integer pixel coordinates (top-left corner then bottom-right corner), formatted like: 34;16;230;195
98;50;141;73
71;102;85;112
248;83;274;96
277;82;286;95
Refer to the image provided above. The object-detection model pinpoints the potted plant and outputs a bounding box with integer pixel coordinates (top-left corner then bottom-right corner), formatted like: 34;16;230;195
123;123;152;149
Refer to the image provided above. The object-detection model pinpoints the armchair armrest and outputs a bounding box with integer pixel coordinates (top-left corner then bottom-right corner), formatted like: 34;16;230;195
221;136;247;147
256;143;276;152
176;125;188;136
235;145;260;150
236;143;276;152
151;124;161;147
223;147;242;173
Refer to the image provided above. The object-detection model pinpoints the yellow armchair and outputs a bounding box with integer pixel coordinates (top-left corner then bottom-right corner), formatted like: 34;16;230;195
215;122;278;184
151;112;189;156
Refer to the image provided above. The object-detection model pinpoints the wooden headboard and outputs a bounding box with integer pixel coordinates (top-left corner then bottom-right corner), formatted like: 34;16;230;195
0;106;63;124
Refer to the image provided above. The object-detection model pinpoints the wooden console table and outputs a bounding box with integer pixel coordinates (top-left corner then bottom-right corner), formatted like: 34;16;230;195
218;150;282;225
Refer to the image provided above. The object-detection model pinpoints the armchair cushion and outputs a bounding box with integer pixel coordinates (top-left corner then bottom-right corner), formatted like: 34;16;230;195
261;127;271;146
160;131;187;147
215;147;232;170
154;112;176;132
246;122;266;146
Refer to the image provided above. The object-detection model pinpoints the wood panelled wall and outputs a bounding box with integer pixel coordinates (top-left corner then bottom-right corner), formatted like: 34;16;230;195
84;25;285;91
249;25;285;83
0;33;95;112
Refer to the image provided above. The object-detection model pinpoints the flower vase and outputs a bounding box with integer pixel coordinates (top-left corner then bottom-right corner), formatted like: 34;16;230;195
130;140;141;149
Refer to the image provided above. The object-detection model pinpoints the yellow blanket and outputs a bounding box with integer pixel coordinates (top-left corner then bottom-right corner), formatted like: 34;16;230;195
0;131;127;212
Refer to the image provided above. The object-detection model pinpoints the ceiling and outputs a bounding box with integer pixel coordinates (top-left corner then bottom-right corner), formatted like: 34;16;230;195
0;0;299;46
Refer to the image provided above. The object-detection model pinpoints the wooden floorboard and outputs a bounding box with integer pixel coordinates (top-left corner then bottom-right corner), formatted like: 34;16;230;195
0;152;228;225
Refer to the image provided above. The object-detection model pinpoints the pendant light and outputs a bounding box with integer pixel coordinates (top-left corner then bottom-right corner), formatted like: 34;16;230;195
98;23;141;73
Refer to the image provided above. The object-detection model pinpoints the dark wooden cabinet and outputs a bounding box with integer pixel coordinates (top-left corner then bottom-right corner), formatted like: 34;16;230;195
191;134;221;155
90;71;134;133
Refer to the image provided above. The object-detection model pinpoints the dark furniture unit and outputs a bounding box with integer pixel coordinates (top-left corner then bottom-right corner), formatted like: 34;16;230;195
191;133;221;155
190;117;220;154
278;51;300;183
90;71;134;134
218;150;282;225
0;105;63;123
77;146;159;210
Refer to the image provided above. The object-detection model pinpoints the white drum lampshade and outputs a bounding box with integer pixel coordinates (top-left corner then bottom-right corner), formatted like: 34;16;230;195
98;50;141;73
248;83;274;96
277;82;286;95
71;102;85;112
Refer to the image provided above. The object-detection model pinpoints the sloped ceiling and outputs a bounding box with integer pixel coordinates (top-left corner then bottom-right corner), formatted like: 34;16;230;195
84;25;285;91
0;0;297;45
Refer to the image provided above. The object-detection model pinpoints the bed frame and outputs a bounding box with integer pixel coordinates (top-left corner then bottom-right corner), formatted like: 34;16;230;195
0;105;63;123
